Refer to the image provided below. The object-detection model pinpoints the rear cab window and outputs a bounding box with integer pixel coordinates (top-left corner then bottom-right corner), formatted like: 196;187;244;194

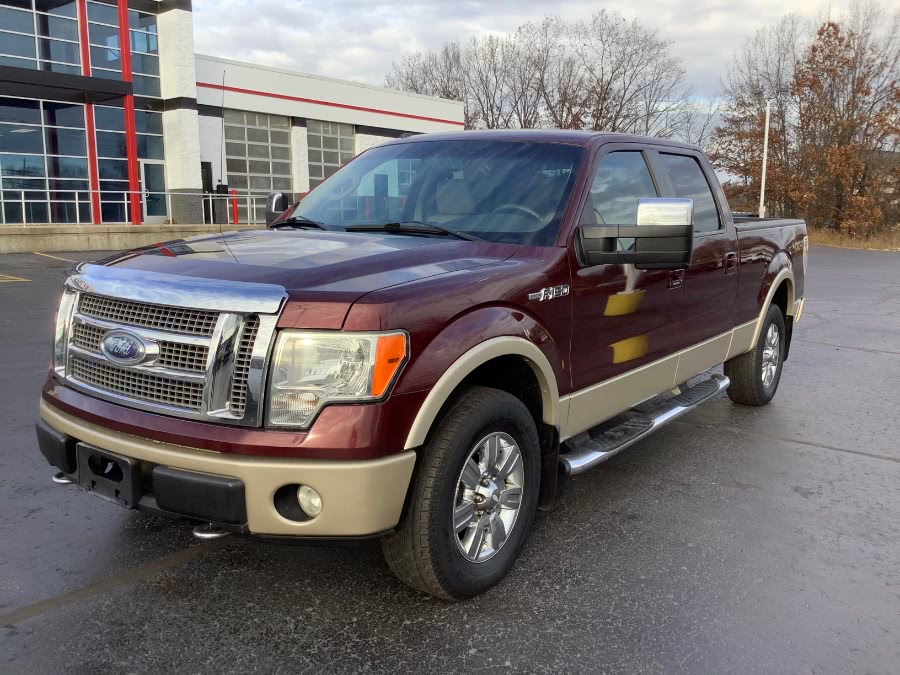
659;154;721;234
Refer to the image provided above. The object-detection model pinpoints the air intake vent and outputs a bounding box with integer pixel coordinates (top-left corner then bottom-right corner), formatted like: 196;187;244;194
230;315;260;417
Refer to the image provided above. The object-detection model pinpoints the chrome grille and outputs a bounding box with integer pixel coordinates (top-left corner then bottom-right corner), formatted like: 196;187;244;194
71;356;205;411
79;294;219;336
71;321;209;373
61;266;284;427
157;342;209;373
72;322;103;352
230;315;259;417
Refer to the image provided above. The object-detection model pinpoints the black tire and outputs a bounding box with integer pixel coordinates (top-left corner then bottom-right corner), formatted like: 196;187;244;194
725;304;786;406
382;386;541;600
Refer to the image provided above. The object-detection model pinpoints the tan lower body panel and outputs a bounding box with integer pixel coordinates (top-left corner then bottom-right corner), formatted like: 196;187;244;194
40;399;415;537
562;326;746;441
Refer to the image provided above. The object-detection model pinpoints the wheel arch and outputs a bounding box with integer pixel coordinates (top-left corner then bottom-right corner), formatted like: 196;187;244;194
404;337;561;451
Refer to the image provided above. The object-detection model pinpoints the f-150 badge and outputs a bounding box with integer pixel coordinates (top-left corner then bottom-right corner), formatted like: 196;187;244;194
528;285;570;302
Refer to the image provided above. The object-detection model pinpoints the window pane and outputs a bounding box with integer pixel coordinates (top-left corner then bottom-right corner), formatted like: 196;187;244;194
0;98;41;124
307;149;321;163
48;155;87;178
270;130;289;145
131;52;158;75
40;61;80;74
273;177;291;191
88;22;119;46
271;145;289;160
25;200;49;223
248;160;269;174
133;110;162;135
224;109;243;124
87;1;118;25
227;174;247;189
247;144;269;159
322;150;339;165
132;74;160;97
224;126;244;141
0;54;35;69
98;158;127;179
0;31;36;58
130;30;157;54
306;120;321;134
99;179;127;192
36;0;78;17
0;7;34;33
136;133;163;159
225;142;245;157
226;158;246;173
94;106;124;131
38;15;79;41
43;102;84;128
339;137;353;152
0;124;43;153
2;177;46;189
270;116;289;129
322;136;338;150
249;175;270;190
128;10;156;32
91;45;120;69
247;128;267;143
49;178;88;191
0;0;34;11
39;37;80;64
271;162;290;176
0;154;45;177
660;154;720;233
44;127;85;156
584;152;657;225
96;130;126;157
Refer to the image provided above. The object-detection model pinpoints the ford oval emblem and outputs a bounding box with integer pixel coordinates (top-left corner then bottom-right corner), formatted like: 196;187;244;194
101;330;147;365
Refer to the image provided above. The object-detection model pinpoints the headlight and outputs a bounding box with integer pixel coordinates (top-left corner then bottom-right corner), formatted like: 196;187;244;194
266;331;407;428
53;289;77;376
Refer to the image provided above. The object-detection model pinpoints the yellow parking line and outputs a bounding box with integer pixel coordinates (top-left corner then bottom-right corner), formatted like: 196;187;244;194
0;274;30;282
33;251;77;262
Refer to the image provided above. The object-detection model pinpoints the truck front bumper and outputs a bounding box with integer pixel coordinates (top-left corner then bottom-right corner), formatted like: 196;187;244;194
38;399;416;539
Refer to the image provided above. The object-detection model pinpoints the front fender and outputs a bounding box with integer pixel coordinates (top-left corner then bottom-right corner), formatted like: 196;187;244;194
398;306;565;450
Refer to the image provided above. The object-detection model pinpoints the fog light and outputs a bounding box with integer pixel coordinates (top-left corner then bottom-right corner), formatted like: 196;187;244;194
297;485;322;517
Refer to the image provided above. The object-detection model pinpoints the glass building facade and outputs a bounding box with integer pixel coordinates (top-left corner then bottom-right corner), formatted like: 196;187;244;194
0;0;164;224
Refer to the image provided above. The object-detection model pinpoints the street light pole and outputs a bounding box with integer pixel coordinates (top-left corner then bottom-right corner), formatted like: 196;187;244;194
759;98;771;219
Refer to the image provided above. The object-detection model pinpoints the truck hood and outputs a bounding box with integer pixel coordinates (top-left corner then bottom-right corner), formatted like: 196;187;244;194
96;230;516;328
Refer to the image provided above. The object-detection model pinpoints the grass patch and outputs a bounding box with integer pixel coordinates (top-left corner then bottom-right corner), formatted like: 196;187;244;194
808;228;900;251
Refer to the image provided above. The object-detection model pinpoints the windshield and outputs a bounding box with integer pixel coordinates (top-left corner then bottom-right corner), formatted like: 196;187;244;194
286;139;585;246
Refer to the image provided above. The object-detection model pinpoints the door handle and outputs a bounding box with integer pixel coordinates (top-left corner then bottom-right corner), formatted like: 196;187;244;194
724;252;737;275
668;269;684;289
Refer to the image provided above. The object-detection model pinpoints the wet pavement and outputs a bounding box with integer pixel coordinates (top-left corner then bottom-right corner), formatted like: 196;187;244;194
0;246;897;673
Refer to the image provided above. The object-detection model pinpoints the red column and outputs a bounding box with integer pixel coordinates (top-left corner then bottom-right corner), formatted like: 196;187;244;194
76;0;101;224
117;0;141;225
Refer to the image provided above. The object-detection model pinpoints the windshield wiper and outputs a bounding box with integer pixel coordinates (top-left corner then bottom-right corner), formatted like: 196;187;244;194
345;221;480;241
273;215;331;230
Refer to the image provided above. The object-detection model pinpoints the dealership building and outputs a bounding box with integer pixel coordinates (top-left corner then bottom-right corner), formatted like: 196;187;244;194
0;0;464;230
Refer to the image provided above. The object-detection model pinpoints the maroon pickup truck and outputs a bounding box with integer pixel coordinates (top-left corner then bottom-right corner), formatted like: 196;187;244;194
37;130;807;599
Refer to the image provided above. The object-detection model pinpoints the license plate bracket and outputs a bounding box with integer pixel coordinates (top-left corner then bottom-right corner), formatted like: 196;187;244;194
76;443;142;508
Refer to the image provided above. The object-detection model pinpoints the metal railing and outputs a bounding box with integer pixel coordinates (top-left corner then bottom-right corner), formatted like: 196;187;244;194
0;189;270;226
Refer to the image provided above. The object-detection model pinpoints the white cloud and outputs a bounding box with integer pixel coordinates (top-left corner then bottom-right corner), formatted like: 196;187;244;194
191;0;862;97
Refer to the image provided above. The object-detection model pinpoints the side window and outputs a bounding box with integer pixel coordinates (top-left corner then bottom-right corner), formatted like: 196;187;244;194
582;151;658;225
660;154;720;233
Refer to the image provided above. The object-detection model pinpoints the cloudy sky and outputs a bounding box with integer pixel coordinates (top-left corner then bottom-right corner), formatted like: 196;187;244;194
191;0;859;98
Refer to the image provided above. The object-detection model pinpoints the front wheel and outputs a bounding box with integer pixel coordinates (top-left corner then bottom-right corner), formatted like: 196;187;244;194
382;386;541;600
725;303;786;406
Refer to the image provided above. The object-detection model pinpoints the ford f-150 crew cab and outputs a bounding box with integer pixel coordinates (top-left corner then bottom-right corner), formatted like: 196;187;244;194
37;130;807;599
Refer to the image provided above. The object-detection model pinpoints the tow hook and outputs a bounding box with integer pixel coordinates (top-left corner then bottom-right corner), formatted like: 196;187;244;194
51;471;74;485
192;523;231;540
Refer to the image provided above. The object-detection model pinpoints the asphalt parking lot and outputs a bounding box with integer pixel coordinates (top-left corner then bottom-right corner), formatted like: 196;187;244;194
1;246;898;673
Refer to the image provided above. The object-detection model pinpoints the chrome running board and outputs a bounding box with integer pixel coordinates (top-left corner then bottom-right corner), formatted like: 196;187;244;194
560;373;730;476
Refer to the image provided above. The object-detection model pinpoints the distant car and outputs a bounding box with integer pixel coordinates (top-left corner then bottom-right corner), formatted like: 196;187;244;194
38;130;807;600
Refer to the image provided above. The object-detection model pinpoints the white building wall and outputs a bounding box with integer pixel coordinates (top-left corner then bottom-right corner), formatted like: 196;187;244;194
291;125;310;194
195;55;464;134
355;133;394;155
198;114;225;186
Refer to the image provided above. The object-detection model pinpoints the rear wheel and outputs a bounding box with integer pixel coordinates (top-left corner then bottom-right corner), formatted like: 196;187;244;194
382;386;540;600
725;304;786;406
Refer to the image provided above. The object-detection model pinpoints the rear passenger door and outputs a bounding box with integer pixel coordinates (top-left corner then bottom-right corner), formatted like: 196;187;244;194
649;150;738;366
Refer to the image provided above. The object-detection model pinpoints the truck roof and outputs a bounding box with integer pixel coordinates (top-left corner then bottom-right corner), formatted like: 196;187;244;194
385;128;701;151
